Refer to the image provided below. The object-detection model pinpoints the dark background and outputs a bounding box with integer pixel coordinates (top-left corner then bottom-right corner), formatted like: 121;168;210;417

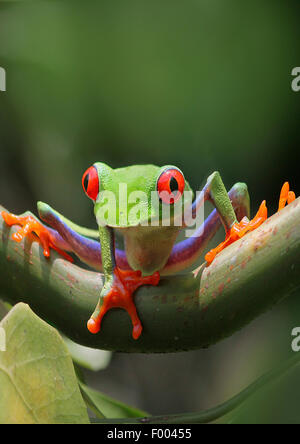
0;0;300;423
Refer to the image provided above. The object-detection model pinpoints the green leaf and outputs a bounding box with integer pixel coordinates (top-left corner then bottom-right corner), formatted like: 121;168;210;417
79;380;149;419
0;303;90;424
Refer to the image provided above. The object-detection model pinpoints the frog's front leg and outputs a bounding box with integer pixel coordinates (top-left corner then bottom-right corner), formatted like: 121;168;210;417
87;226;160;340
163;173;250;274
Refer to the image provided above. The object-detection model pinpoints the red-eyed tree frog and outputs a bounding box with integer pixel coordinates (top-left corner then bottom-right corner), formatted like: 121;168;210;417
1;164;296;339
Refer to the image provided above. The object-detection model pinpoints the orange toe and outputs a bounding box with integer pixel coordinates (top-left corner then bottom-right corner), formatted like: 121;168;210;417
278;182;296;211
278;182;290;211
87;318;100;334
288;191;296;205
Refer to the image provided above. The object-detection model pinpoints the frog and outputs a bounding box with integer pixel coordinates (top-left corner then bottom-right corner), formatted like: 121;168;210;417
1;163;295;339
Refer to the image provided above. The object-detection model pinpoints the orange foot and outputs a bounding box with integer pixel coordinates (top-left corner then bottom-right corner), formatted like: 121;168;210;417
87;268;160;340
205;182;296;266
1;211;73;262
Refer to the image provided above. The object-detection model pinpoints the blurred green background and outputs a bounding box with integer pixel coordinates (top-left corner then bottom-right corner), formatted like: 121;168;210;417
0;0;300;423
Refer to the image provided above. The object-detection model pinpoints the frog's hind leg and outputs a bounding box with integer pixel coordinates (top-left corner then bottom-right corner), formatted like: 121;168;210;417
1;209;74;262
1;203;129;270
36;202;129;270
204;181;296;266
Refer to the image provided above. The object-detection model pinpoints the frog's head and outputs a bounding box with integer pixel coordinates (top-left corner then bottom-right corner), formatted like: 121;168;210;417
82;162;193;228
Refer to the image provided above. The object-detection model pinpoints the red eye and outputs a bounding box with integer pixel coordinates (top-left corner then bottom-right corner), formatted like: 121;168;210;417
157;168;185;204
82;166;99;201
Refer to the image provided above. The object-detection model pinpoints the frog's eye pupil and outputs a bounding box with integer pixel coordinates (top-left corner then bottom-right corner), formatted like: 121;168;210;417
157;167;185;204
83;173;89;193
169;176;179;193
82;166;99;201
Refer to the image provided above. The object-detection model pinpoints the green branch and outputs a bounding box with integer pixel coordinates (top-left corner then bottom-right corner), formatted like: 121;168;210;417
0;199;300;353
